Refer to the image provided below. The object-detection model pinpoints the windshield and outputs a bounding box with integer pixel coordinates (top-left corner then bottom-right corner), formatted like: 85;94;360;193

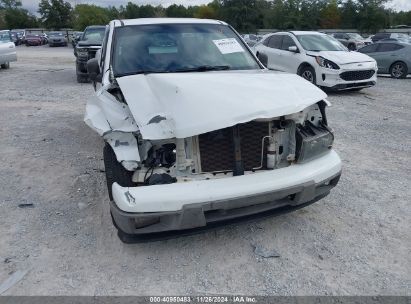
82;28;105;43
49;32;63;37
348;33;363;40
297;34;347;51
112;23;260;77
0;31;12;43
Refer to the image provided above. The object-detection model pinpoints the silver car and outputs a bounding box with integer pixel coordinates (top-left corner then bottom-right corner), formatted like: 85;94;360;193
331;33;366;50
0;30;17;69
358;42;411;78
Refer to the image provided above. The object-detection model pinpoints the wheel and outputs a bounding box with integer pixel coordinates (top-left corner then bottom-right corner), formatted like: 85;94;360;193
76;64;90;83
76;74;89;83
1;62;10;69
103;143;135;201
299;66;316;85
348;44;356;51
390;62;408;79
117;230;137;244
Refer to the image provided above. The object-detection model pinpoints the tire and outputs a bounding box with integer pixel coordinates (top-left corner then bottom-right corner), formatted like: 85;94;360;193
299;65;316;85
348;44;356;51
76;64;90;83
117;230;138;244
77;74;89;83
1;62;10;69
390;62;408;79
103;143;135;201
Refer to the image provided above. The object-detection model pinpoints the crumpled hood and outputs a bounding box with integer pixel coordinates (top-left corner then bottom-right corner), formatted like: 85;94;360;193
306;50;375;65
116;70;327;140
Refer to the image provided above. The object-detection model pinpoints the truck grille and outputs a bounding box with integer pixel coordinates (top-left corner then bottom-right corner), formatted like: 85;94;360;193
340;70;375;81
88;50;97;60
198;121;269;172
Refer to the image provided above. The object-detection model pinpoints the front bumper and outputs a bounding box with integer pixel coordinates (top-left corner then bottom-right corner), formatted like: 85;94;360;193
50;40;66;46
26;41;41;46
316;62;377;90
111;150;342;235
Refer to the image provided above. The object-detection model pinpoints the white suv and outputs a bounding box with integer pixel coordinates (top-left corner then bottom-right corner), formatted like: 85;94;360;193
254;31;378;91
85;19;342;242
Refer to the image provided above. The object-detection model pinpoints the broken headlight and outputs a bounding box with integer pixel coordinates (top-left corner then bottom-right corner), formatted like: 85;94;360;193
296;121;334;163
315;56;340;70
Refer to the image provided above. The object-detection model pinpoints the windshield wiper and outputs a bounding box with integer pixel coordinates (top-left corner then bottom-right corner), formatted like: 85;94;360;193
115;70;169;77
172;65;231;72
115;65;231;78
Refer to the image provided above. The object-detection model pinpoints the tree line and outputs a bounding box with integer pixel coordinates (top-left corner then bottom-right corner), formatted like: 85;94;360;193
1;0;411;33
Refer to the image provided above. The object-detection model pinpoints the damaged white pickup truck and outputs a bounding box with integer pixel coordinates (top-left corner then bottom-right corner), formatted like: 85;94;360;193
84;18;342;242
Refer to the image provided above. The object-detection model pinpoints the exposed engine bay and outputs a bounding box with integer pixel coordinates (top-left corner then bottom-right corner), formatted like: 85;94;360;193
123;101;334;187
84;70;335;188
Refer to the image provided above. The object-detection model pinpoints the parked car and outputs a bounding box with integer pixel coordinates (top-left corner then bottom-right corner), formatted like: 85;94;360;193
331;32;366;50
379;37;411;43
242;34;261;47
10;32;20;45
364;35;374;45
11;29;26;44
39;33;48;45
253;31;377;91
71;31;83;48
25;34;42;46
358;42;411;78
371;32;409;43
48;32;67;47
84;18;342;242
0;30;17;69
74;25;106;83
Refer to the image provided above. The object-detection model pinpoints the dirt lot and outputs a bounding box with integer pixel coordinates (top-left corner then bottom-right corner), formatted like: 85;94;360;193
0;46;410;296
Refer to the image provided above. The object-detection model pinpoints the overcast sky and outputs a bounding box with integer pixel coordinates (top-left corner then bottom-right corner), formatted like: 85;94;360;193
21;0;411;14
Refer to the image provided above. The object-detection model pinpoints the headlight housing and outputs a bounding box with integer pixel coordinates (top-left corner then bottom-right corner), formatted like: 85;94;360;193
296;121;334;163
77;48;88;57
315;56;340;70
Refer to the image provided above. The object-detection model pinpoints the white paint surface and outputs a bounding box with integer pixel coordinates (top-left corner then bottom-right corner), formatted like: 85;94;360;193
112;150;342;213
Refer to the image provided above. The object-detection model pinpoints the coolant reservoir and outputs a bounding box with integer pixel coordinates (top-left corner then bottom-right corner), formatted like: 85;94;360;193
267;142;276;169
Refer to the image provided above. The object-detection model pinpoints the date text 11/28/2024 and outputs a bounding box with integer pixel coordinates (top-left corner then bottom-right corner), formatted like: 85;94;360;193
149;296;258;303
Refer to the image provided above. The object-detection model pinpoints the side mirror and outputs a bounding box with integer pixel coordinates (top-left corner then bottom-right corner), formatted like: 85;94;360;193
288;46;299;53
87;58;102;83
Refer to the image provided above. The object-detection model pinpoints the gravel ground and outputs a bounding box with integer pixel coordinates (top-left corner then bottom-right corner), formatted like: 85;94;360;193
0;46;410;296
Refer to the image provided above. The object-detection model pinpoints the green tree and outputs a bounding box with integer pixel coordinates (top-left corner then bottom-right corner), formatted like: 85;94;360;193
165;4;190;17
340;0;359;29
0;0;38;29
72;4;110;30
4;8;38;28
320;0;341;28
38;0;72;29
194;5;217;19
356;0;390;32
